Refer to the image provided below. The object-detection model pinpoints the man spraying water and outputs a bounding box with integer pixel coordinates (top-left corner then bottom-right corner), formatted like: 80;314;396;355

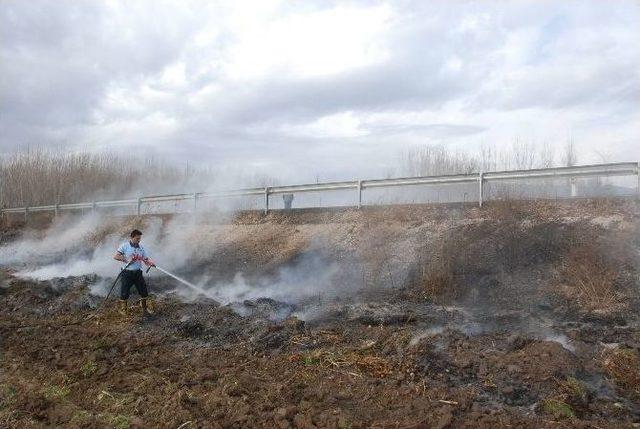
113;229;156;316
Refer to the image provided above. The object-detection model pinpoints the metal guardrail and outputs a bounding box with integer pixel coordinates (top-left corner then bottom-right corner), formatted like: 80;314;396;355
2;162;638;218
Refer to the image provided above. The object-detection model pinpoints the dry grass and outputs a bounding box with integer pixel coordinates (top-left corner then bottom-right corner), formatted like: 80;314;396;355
486;199;532;221
417;232;462;302
539;398;574;419
421;256;455;300
289;349;392;378
0;147;284;211
0;147;201;208
603;348;640;399
559;244;622;312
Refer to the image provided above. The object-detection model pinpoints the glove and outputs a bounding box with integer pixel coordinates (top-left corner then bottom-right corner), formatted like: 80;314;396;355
130;254;143;262
143;258;156;267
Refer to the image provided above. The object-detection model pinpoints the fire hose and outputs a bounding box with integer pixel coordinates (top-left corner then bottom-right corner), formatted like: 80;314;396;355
99;258;209;312
99;260;134;310
100;255;152;309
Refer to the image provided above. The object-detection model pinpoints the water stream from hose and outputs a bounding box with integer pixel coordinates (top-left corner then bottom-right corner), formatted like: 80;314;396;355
154;265;211;297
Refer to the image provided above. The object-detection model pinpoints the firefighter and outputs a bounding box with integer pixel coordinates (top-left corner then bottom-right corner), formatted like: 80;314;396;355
113;229;156;316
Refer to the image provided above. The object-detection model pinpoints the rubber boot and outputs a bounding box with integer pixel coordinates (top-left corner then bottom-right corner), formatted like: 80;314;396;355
118;299;129;316
139;298;154;316
146;297;156;314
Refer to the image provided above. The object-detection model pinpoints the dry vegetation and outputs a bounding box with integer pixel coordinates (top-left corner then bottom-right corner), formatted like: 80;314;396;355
417;232;461;302
603;348;640;399
2;140;619;221
401;140;567;177
0;147;285;210
399;141;602;204
0;147;202;208
1;199;639;428
560;245;622;312
411;199;635;316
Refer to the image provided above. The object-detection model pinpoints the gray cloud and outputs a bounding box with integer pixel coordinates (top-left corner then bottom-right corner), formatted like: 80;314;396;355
1;0;639;181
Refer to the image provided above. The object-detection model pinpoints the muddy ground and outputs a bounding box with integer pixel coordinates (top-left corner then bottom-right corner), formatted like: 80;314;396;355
1;200;640;428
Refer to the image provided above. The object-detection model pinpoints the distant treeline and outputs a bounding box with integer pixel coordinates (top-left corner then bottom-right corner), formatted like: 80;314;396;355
401;140;577;177
0;142;580;208
0;147;216;208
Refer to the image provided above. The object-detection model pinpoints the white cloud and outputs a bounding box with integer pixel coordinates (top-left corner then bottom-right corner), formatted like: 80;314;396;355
223;3;392;79
1;0;638;181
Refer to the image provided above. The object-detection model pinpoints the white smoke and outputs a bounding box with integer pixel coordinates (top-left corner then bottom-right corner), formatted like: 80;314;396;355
2;208;355;308
0;213;102;266
186;251;343;305
9;214;188;280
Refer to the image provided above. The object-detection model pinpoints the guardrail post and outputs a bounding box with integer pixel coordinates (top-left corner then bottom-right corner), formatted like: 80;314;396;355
478;172;484;207
137;197;142;216
92;201;97;212
264;187;269;214
193;193;198;213
570;178;577;198
54;204;59;217
637;162;640;200
24;207;28;222
357;180;363;209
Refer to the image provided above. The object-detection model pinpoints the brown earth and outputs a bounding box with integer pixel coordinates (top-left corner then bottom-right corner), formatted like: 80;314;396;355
1;199;640;428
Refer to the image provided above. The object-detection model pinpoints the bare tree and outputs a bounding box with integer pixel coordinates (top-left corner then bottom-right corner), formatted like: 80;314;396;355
509;140;538;170
563;138;578;167
403;145;478;177
479;143;497;172
538;141;555;168
0;146;220;208
403;141;563;177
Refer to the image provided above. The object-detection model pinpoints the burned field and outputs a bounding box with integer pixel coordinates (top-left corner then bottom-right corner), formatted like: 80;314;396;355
1;200;640;428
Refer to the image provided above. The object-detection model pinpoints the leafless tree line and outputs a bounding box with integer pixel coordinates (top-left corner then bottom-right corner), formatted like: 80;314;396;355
402;140;578;177
0;147;211;208
0;146;285;209
0;141;583;210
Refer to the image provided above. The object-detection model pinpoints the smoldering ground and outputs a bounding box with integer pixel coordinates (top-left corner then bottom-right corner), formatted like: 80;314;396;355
0;210;370;318
2;200;640;428
2;199;638;332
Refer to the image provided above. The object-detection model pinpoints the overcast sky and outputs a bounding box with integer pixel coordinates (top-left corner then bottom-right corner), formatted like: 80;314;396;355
1;0;638;181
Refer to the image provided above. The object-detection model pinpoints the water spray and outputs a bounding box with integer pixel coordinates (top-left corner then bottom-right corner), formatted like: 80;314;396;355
152;265;212;298
98;262;211;314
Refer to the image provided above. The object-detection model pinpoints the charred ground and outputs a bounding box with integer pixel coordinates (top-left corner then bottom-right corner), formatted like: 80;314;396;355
1;200;640;428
